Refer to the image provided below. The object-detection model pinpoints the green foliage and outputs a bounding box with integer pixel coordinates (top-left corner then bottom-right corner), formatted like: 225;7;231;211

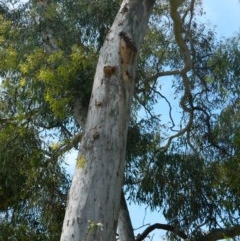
0;0;102;239
1;0;240;240
18;45;96;120
125;2;240;238
0;121;70;240
0;0;122;239
0;125;41;210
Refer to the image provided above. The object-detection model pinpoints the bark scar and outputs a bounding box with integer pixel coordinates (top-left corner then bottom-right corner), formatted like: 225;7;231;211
119;31;137;53
103;65;116;79
119;31;137;83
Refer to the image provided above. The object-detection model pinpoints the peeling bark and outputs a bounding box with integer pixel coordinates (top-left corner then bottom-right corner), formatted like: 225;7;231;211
60;1;155;240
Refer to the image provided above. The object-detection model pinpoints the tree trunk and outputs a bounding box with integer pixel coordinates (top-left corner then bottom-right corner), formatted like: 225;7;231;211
60;0;155;240
118;191;135;241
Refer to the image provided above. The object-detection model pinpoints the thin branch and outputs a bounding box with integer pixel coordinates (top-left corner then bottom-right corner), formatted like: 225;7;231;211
161;111;193;152
135;223;188;241
151;88;176;129
134;94;161;122
134;223;151;231
135;68;181;130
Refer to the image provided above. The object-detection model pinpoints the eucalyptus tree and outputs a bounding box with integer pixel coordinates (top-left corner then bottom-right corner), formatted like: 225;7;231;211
1;0;240;241
0;0;119;240
59;0;240;240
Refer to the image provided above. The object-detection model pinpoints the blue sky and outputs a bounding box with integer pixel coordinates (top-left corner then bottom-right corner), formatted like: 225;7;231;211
202;0;240;38
64;1;240;240
128;1;240;240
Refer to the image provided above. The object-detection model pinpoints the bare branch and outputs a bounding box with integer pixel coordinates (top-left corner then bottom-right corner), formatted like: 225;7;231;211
135;223;188;241
150;88;176;129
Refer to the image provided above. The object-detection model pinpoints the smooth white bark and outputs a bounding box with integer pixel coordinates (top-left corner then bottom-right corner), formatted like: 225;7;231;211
61;1;155;240
118;191;135;241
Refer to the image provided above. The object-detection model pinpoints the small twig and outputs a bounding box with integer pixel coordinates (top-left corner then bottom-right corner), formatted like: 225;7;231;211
134;223;151;231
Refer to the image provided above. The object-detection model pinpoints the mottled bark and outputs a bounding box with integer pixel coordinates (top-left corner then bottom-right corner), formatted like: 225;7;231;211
60;1;155;241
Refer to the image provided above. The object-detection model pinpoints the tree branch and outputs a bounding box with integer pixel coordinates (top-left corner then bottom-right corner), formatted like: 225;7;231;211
147;69;181;81
135;223;188;241
44;132;82;162
54;132;82;157
150;88;176;130
160;0;195;151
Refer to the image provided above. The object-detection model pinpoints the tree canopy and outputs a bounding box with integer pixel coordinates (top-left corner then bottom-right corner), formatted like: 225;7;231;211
0;0;240;240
